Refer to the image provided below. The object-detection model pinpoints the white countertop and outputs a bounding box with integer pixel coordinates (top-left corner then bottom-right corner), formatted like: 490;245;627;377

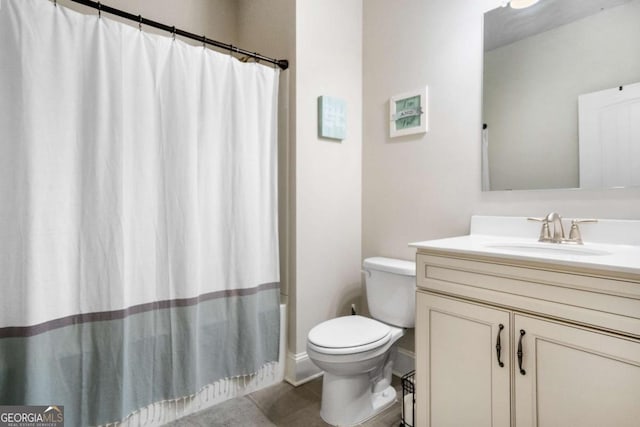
411;216;640;277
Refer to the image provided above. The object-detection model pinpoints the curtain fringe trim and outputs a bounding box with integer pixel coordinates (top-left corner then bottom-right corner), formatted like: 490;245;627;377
98;360;281;427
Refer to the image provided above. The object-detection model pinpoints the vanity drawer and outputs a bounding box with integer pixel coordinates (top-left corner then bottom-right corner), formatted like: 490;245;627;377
417;253;640;338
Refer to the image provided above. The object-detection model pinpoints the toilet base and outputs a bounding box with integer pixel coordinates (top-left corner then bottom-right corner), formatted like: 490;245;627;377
369;384;397;419
319;372;397;426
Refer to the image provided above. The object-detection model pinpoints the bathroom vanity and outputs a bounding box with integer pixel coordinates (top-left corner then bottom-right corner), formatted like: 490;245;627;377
411;216;640;427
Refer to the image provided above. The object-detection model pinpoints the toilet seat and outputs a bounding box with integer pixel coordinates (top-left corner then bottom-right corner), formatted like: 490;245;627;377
307;315;391;355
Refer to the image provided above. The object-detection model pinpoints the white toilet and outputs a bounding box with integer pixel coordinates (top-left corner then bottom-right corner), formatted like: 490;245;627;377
306;257;416;426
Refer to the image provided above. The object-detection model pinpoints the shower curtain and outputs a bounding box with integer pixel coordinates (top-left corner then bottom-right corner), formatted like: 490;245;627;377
0;0;280;425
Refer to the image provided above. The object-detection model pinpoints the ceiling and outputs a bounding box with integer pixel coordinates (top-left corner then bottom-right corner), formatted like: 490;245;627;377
484;0;635;51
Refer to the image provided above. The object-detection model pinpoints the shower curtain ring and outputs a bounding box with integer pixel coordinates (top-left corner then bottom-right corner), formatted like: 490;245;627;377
202;34;206;48
172;26;176;41
138;15;143;31
97;2;102;18
53;0;57;7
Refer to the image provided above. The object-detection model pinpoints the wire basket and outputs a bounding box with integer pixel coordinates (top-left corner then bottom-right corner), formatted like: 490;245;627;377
400;370;415;427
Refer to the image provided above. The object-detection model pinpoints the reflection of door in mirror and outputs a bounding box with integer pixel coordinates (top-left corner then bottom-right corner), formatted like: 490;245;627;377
578;82;640;189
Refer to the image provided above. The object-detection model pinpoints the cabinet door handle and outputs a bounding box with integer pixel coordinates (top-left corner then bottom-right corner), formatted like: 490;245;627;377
495;324;505;367
517;329;526;375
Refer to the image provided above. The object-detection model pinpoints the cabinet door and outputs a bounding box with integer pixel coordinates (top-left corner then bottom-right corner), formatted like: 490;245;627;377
514;314;640;427
416;292;511;427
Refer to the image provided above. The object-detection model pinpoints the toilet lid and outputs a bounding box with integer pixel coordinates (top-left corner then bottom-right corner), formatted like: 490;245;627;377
307;315;391;349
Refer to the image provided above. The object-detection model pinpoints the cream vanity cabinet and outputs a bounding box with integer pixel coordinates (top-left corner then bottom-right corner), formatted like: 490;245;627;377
415;251;640;427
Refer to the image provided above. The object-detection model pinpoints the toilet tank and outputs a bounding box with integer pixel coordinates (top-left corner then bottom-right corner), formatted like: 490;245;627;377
363;257;416;328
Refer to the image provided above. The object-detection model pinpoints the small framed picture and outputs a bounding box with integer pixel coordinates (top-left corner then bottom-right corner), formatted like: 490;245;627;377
389;87;428;137
318;96;346;141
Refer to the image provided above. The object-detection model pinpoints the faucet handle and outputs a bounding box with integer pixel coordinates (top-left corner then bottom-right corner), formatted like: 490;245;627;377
568;219;598;244
527;217;551;242
571;218;598;224
527;217;546;222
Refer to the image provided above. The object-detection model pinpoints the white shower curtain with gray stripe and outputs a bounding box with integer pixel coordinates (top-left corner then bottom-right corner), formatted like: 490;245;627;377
0;0;280;425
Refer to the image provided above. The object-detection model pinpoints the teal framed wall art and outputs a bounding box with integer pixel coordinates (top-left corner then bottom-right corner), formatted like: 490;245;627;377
389;87;428;137
318;96;347;141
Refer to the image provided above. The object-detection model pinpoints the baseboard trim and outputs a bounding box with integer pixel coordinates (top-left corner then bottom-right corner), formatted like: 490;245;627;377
284;351;322;386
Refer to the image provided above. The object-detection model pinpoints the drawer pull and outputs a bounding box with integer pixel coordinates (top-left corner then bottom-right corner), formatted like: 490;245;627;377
517;329;526;375
496;324;505;368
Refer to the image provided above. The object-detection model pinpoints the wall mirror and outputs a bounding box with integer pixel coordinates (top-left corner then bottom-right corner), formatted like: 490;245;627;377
482;0;640;191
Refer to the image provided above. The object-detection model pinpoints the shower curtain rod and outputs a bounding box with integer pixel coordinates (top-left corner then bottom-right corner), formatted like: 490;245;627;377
66;0;289;70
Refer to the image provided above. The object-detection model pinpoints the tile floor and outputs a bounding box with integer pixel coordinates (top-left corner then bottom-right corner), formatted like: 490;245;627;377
169;375;404;427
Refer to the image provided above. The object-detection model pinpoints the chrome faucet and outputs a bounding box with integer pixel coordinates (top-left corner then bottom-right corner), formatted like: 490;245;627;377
566;218;598;244
528;212;564;243
545;212;565;243
528;213;597;245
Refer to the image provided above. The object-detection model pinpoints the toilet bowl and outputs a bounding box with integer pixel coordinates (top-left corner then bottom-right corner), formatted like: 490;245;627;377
306;257;416;426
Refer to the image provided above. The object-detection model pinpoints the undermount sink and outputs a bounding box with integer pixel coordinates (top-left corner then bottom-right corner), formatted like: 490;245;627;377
483;241;611;256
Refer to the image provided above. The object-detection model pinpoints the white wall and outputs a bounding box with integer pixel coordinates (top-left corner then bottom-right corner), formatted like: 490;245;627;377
484;1;640;190
363;0;640;352
293;0;363;358
363;0;478;262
